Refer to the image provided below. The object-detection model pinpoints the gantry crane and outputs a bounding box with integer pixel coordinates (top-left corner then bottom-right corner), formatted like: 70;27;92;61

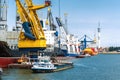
16;0;51;52
79;35;96;50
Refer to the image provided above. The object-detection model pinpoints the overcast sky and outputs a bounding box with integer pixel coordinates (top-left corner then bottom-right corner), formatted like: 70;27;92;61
7;0;120;47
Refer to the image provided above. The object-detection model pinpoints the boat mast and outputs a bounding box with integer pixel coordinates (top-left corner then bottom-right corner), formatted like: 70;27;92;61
98;22;101;49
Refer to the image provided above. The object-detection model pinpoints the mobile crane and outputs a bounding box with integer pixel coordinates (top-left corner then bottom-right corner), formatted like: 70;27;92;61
16;0;51;52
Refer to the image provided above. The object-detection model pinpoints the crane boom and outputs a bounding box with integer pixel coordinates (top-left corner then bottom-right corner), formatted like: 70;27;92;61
46;7;56;30
16;0;51;51
56;17;67;41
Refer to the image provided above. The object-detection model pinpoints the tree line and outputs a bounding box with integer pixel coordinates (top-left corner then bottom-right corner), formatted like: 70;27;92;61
108;47;120;51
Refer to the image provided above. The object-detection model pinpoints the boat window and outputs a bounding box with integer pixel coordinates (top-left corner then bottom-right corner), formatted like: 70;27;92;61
41;60;49;63
44;60;49;63
40;64;46;67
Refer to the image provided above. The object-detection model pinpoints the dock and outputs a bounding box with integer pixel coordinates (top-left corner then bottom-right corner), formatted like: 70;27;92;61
8;56;74;73
8;63;32;69
53;62;73;72
8;62;73;72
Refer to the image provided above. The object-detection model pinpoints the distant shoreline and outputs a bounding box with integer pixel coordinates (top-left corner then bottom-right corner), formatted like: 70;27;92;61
100;52;120;54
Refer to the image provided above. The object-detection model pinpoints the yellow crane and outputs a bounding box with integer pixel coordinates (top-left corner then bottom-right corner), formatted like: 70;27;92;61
16;0;51;51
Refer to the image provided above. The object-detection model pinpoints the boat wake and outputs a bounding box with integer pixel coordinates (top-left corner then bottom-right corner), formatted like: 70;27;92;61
75;63;97;70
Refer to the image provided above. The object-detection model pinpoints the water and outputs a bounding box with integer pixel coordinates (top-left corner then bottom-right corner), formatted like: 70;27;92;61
1;54;120;80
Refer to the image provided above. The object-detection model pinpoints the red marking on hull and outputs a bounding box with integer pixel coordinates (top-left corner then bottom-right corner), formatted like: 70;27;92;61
0;57;18;68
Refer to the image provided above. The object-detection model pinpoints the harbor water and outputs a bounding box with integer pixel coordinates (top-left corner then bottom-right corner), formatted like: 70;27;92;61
1;53;120;80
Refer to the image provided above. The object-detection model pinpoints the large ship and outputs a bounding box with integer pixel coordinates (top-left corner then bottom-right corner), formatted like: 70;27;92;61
0;0;53;67
55;17;80;57
0;0;17;68
0;41;18;68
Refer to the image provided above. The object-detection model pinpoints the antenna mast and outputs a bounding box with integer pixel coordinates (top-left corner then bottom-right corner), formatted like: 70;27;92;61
98;22;101;49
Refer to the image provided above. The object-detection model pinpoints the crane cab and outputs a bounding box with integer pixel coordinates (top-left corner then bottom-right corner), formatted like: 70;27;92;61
45;0;51;6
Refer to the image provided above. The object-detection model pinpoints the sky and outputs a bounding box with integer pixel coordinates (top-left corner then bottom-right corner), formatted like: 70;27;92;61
6;0;120;47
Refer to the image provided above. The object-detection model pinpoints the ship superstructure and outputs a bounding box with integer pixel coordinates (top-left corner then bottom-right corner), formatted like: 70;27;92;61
56;17;80;56
67;34;80;55
0;0;7;41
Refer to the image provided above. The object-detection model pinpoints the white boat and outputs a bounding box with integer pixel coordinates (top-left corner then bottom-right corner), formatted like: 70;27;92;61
76;54;91;58
31;56;57;73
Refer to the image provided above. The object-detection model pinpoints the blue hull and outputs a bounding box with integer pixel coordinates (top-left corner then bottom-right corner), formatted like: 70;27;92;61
65;53;79;57
60;49;79;57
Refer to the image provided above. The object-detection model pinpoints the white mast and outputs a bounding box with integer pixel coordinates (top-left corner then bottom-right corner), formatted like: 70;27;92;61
98;22;101;49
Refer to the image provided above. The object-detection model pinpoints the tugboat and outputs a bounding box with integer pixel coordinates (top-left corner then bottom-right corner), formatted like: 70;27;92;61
31;56;57;73
31;54;73;73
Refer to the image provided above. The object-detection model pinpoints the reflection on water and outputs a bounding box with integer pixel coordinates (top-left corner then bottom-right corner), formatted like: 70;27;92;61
1;54;120;80
0;76;2;80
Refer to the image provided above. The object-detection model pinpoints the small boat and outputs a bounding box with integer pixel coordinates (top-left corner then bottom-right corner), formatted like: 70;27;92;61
76;54;91;58
31;55;73;73
31;56;57;73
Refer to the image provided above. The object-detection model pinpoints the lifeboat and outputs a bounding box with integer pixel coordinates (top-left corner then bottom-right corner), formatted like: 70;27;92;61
17;54;28;64
82;48;98;56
